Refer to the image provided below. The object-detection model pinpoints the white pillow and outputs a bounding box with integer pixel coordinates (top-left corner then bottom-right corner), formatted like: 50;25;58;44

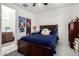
41;28;51;35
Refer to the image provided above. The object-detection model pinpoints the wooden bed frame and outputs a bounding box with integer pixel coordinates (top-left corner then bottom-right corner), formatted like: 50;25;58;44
18;25;58;56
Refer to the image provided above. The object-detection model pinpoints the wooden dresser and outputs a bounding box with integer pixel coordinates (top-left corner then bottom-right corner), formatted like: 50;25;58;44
68;18;79;49
2;32;14;44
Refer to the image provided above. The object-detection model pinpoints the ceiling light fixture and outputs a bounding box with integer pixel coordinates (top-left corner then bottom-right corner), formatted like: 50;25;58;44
23;3;48;7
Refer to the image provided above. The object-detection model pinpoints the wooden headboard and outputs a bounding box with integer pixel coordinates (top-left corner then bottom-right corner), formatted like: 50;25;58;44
40;25;58;31
40;25;58;35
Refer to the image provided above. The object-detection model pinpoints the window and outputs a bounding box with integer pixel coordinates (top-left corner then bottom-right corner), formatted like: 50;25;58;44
1;5;16;33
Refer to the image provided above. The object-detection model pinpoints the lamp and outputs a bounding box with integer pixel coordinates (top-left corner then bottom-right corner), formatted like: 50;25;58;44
33;26;37;32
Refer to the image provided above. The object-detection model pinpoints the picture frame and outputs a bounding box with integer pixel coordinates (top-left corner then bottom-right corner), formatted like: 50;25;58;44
19;16;25;32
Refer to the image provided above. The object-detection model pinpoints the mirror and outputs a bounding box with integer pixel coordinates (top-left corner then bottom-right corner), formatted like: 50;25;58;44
1;5;16;44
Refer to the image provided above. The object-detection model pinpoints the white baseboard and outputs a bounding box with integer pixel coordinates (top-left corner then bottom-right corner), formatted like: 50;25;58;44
1;44;17;56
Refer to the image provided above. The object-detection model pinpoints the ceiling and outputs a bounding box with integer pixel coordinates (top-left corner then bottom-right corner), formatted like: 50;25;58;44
15;3;76;14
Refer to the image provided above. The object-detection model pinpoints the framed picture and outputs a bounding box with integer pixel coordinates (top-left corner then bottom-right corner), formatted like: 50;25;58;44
26;18;31;35
19;16;25;32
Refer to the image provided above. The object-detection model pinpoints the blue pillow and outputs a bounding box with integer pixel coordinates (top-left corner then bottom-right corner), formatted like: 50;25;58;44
38;30;42;34
32;32;39;34
50;29;57;35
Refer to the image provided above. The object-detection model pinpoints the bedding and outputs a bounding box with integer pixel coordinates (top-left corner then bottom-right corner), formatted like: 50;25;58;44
20;33;58;55
50;29;58;35
41;28;51;35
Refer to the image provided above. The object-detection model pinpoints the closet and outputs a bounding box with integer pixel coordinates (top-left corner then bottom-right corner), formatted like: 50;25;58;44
68;17;79;49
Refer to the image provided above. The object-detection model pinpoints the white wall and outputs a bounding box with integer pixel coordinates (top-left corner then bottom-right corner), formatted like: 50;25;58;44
0;3;35;55
34;4;79;45
0;4;1;55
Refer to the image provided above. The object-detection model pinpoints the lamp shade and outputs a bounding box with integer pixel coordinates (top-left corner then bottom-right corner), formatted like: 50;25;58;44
33;26;37;30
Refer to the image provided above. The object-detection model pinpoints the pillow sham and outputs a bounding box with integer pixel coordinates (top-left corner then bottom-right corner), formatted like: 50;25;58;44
50;29;57;35
39;30;42;34
41;28;51;35
32;32;39;34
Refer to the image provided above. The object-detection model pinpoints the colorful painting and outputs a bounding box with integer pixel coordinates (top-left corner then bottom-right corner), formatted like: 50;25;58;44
26;19;31;35
19;16;25;32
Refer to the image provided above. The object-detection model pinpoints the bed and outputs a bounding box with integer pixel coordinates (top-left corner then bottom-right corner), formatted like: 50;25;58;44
18;25;59;56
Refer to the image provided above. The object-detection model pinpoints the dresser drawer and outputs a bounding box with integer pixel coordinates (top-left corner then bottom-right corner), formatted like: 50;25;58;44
2;32;14;44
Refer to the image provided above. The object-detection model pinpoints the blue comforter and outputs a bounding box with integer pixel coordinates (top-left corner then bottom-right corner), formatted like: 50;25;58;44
20;33;58;55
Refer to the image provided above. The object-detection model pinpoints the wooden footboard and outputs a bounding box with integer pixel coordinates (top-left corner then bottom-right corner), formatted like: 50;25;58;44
18;40;52;56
